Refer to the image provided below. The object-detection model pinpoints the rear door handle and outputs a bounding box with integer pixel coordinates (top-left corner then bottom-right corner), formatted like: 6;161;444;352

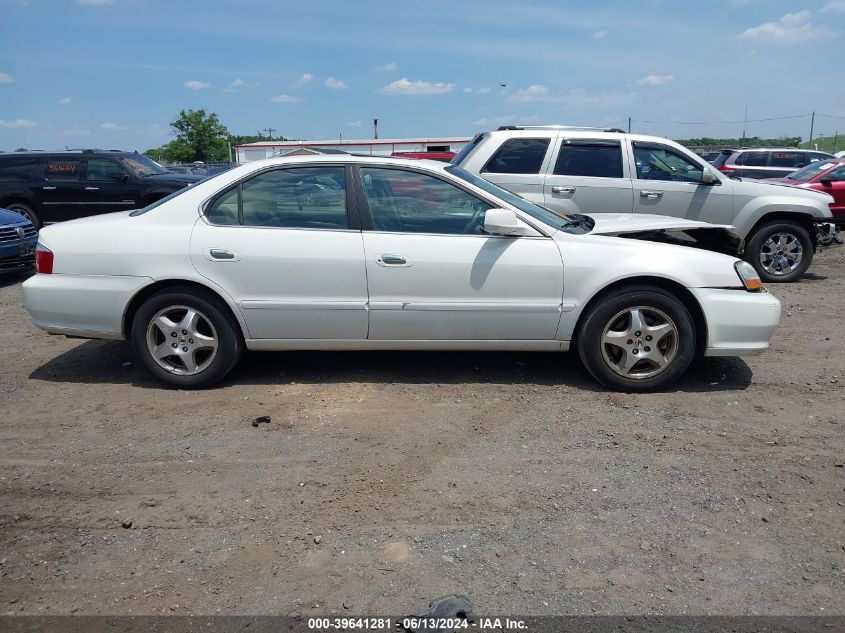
84;186;99;191
551;186;576;194
42;186;56;191
209;248;236;260
640;190;663;199
377;254;408;266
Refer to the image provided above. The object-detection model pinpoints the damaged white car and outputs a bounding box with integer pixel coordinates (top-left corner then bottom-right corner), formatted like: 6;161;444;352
23;156;781;391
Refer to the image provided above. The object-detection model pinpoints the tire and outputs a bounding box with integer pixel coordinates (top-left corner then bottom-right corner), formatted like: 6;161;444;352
5;202;39;228
576;286;696;392
131;287;243;388
745;220;813;283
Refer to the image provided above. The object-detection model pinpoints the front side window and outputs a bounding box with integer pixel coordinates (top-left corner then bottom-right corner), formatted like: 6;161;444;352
45;158;82;181
822;165;845;181
554;141;623;178
360;167;491;235
770;152;804;169
482;138;550;174
205;166;348;229
86;158;126;181
633;144;703;183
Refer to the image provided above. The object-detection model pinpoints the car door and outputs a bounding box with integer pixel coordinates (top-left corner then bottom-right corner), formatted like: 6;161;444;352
190;164;369;341
477;136;554;206
543;138;633;215
630;141;735;225
356;165;563;341
816;164;845;216
83;157;141;214
38;157;87;222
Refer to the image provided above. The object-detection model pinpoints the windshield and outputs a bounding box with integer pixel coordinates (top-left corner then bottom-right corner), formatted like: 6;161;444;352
120;154;169;176
786;161;836;182
129;187;192;216
445;164;576;231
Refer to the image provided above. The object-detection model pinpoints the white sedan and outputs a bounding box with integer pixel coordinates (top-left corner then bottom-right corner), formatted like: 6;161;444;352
23;155;781;391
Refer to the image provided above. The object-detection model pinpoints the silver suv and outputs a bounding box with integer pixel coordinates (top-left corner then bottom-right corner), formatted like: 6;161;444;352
712;148;834;179
453;126;840;282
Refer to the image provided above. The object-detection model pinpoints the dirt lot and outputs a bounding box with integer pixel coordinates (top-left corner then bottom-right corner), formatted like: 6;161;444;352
0;249;843;618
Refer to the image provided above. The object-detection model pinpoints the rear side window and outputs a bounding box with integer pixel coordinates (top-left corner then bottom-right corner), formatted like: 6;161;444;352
45;158;82;181
738;151;768;167
553;141;623;178
205;166;349;229
482;138;550;174
0;156;40;181
770;152;804;168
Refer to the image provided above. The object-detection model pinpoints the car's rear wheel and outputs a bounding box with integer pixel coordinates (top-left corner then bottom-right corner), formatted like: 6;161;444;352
131;287;242;388
576;286;696;392
5;202;39;228
745;220;813;283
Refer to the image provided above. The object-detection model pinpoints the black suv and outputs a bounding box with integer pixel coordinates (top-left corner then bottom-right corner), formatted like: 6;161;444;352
0;150;203;227
713;147;834;179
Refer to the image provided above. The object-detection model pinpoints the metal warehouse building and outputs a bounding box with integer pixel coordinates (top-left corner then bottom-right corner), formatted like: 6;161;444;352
234;137;470;162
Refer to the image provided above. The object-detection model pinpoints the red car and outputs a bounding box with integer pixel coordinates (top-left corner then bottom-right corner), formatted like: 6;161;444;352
391;151;456;162
766;158;845;221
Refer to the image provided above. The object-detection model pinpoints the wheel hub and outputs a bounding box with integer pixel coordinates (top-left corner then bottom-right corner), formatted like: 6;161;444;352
600;306;678;380
146;305;218;376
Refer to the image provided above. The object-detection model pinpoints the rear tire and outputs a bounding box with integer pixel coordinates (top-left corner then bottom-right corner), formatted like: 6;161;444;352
131;287;243;388
5;202;39;228
745;220;813;283
576;286;696;392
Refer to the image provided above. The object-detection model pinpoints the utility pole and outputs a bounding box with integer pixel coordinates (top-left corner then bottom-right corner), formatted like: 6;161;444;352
808;111;815;147
627;117;631;133
833;131;839;154
742;104;747;142
373;118;379;140
259;127;276;141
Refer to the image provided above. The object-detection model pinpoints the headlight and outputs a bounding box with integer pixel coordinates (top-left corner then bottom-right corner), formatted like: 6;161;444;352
734;260;763;291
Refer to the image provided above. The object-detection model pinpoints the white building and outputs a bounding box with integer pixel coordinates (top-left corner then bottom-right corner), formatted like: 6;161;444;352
234;137;471;163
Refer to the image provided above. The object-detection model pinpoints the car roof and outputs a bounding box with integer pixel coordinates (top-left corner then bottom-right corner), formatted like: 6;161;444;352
242;153;451;171
0;149;134;157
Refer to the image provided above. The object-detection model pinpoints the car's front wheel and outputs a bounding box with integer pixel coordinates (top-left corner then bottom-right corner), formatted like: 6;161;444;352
576;286;696;392
745;220;813;283
5;202;39;228
131;287;243;388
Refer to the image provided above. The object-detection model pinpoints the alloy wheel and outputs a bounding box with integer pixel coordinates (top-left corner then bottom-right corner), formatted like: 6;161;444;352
600;306;679;379
759;232;803;276
145;305;218;376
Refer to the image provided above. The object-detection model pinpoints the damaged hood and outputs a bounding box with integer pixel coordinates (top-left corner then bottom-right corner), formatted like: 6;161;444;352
584;213;744;257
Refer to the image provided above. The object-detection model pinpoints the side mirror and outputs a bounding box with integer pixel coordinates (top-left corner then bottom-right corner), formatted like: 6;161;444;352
483;208;533;236
701;169;717;184
819;178;833;186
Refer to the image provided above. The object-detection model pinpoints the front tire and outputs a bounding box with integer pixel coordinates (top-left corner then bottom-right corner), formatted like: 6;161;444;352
131;287;243;388
5;202;39;228
576;286;696;392
745;220;813;283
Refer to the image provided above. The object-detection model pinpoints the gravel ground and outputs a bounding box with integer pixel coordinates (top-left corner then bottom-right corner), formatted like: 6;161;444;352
0;249;842;617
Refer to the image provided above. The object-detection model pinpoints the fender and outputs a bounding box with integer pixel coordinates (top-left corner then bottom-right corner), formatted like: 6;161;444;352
732;190;833;238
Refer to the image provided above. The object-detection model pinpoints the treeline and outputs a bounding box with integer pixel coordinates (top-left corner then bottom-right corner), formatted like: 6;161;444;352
675;136;802;148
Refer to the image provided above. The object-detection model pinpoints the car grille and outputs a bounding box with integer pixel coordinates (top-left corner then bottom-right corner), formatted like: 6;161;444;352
0;253;35;271
0;223;37;244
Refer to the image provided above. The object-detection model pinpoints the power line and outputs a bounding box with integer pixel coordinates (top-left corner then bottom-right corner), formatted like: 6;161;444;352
633;114;810;126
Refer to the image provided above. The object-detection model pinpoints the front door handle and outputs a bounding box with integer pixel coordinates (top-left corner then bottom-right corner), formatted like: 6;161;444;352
640;190;663;199
377;254;407;266
552;186;576;194
209;248;236;260
42;186;56;191
84;186;99;191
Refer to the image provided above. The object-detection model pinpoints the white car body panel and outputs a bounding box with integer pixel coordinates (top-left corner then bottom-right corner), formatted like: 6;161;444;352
22;154;781;367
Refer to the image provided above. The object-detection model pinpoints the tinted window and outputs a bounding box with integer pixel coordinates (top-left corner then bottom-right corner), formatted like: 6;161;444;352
482;138;550;174
822;165;845;181
0;156;40;181
206;166;348;229
86;158;126;181
632;144;703;183
554;141;623;178
786;161;835;182
361;167;491;235
45;158;82;181
739;151;768;167
810;152;832;162
770;151;804;168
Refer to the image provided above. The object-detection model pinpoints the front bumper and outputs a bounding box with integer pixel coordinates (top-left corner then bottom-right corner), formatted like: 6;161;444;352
690;287;781;357
0;238;36;273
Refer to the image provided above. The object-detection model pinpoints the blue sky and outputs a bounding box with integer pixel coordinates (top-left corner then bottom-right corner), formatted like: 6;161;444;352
1;0;845;152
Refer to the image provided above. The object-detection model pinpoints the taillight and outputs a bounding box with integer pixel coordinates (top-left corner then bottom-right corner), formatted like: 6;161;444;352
718;164;737;173
35;244;53;274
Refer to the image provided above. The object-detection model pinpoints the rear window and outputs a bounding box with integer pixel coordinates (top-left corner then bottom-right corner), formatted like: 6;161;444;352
738;151;768;167
482;138;550;174
0;155;40;181
553;141;623;178
770;152;804;168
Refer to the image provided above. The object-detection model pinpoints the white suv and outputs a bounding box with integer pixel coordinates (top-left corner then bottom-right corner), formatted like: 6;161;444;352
453;125;840;282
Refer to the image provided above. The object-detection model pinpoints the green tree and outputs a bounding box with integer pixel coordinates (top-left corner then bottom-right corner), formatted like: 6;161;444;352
168;109;230;162
14;147;28;152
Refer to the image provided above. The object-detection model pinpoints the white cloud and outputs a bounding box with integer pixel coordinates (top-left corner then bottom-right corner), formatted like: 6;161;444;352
0;118;36;128
374;62;398;72
593;30;607;39
821;1;845;12
464;86;492;94
223;78;245;93
58;97;71;104
100;122;127;130
739;11;833;42
378;78;454;96
292;72;313;88
184;80;210;90
0;72;13;83
324;77;347;90
271;94;300;103
508;84;551;103
635;73;675;86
